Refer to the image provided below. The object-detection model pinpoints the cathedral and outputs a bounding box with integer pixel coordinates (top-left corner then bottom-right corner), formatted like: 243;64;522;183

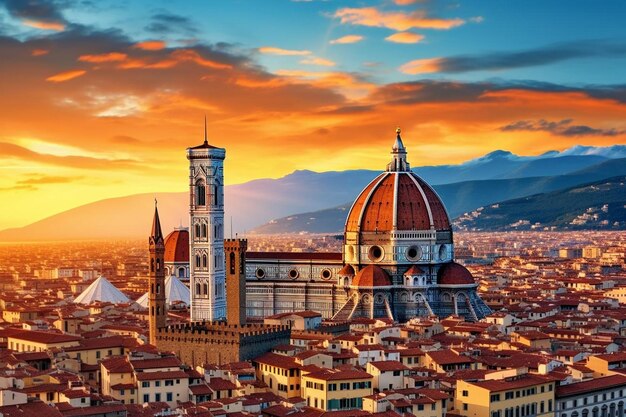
156;127;491;327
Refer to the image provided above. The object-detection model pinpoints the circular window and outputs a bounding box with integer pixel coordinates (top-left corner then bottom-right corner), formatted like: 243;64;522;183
288;268;299;279
362;294;372;304
368;245;384;262
406;245;422;262
255;268;266;279
320;269;332;280
375;294;385;304
438;244;447;261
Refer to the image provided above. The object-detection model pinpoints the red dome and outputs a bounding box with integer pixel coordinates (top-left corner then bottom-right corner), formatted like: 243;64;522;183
338;264;355;277
346;172;450;233
437;262;475;285
352;265;392;287
164;228;189;262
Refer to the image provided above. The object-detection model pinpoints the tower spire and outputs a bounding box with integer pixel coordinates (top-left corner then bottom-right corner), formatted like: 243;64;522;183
387;127;410;172
203;115;208;145
151;200;164;244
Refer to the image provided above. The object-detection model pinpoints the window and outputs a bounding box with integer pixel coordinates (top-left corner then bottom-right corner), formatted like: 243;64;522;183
463;404;468;411
166;393;173;402
165;380;174;386
143;394;149;403
491;394;501;402
462;390;469;397
142;381;149;388
155;393;161;402
417;405;424;411
196;181;206;206
155;381;161;387
96;351;101;359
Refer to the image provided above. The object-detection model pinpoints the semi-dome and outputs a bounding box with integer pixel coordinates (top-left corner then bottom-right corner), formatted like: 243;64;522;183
164;228;189;263
345;129;450;234
437;262;475;286
352;265;392;287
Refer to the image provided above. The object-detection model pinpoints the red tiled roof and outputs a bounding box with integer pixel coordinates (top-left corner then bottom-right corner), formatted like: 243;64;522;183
369;361;409;372
470;374;556;392
352;265;392;287
404;265;425;276
254;352;300;369
0;401;62;417
135;370;188;381
557;374;626;397
6;329;81;344
247;252;342;261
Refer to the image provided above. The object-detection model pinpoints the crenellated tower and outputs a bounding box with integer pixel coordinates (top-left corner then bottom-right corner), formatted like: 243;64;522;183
187;121;226;321
148;202;167;345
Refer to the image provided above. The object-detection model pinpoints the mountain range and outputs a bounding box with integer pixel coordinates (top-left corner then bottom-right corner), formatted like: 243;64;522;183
454;176;626;231
1;145;625;241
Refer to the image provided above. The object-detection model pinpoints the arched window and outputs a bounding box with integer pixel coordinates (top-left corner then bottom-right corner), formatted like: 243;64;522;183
343;277;349;286
195;180;206;206
230;252;236;275
156;258;161;271
195;283;200;295
195;255;200;268
178;267;185;278
150;259;154;272
156;284;160;294
156;306;160;315
203;283;208;295
413;277;418;286
201;224;207;238
195;224;201;238
214;185;219;205
202;254;207;268
151;283;154;294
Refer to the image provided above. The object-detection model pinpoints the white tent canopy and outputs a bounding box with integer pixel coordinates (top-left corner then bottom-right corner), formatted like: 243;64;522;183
136;275;190;308
74;276;131;305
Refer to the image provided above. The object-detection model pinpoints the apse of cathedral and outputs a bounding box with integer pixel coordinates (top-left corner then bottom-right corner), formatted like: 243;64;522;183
162;127;491;324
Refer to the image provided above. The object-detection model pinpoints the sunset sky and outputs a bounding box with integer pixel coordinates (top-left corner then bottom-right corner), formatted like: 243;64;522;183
0;0;625;230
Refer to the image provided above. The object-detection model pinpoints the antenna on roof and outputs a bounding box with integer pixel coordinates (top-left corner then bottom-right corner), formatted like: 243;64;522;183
203;115;208;145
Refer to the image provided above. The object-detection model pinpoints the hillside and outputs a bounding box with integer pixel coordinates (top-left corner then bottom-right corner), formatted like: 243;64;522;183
1;151;624;241
454;176;626;231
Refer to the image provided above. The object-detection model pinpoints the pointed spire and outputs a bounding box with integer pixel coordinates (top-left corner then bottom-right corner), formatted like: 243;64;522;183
151;199;164;244
203;115;208;145
387;127;411;172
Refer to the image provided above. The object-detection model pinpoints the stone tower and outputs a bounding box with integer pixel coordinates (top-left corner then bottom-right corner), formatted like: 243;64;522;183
225;239;247;325
148;202;167;345
187;121;226;321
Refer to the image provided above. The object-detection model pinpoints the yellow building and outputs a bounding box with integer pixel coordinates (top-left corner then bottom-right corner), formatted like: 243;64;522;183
301;368;373;411
6;329;81;352
253;352;302;399
456;373;556;417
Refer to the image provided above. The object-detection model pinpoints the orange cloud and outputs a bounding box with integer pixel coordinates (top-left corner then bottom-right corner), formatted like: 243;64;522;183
399;58;443;74
46;70;87;82
22;19;65;31
330;35;364;44
258;47;311;56
133;41;167;51
334;7;465;31
31;49;49;56
300;57;336;67
78;52;128;63
394;0;418;4
115;49;231;70
385;32;425;44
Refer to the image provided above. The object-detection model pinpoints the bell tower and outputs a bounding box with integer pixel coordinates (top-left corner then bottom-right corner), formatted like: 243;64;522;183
187;120;226;321
148;201;167;345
